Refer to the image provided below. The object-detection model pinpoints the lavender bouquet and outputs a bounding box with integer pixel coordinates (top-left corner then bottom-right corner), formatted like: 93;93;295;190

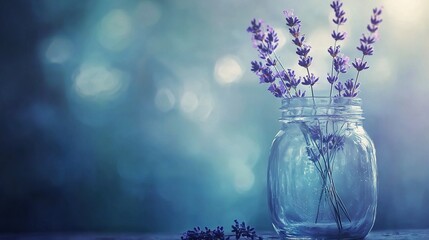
247;1;382;234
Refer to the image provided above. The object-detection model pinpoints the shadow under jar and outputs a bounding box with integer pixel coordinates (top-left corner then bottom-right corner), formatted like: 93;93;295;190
268;97;377;239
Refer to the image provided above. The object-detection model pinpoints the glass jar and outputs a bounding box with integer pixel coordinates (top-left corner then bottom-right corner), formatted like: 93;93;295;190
268;97;377;239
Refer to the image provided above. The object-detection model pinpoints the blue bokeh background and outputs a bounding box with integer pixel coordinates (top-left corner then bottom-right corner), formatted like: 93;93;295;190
1;0;429;233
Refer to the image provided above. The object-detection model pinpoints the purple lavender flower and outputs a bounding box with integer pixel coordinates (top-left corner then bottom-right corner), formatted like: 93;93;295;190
296;44;311;57
299;56;313;68
356;8;382;57
333;54;349;73
246;19;262;35
306;147;320;162
367;24;378;33
265;26;279;50
348;6;382;97
335;81;344;96
292;36;305;47
181;226;226;240
327;73;338;84
259;66;276;83
331;135;345;150
308;125;322;140
328;46;340;57
344;79;354;90
247;2;382;99
268;82;286;98
283;9;318;99
284;9;315;75
231;220;263;240
289;76;301;89
255;26;279;59
247;19;264;48
288;70;301;88
247;20;280;60
248;19;293;98
352;58;369;71
344;90;357;97
275;70;287;80
331;1;347;25
357;43;374;56
276;69;302;92
284;10;301;27
285;69;296;80
250;61;263;73
289;25;301;38
343;79;358;97
330;1;342;11
360;34;376;45
331;30;346;41
327;0;349;98
324;134;345;151
266;58;276;67
302;73;319;86
295;89;306;97
371;14;383;25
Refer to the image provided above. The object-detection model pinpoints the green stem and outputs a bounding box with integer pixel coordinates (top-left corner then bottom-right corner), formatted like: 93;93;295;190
273;52;287;72
272;62;292;98
305;67;316;105
329;25;340;100
312;137;343;229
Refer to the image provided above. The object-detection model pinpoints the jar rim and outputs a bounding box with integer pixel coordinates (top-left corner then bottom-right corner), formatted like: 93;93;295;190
281;97;362;108
280;97;363;121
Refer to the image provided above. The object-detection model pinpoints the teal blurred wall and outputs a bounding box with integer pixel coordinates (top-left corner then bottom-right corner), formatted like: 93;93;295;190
1;0;429;233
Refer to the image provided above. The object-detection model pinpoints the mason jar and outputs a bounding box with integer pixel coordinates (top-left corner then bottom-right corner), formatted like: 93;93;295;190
268;97;377;239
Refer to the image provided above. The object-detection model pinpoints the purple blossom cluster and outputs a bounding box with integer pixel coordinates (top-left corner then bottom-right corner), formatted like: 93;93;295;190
246;19;279;60
308;125;345;151
181;220;262;240
327;1;349;98
347;7;383;96
284;10;318;99
305;124;345;163
247;19;289;98
284;10;313;69
247;1;382;99
231;220;263;240
181;226;225;240
248;18;307;98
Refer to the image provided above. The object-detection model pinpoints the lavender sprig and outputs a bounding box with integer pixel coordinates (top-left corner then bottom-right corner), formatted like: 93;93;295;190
284;10;317;102
231;220;263;240
350;7;383;96
344;79;359;97
181;221;262;240
181;226;226;240
327;0;348;99
277;69;305;97
267;82;286;98
247;20;293;98
334;81;344;97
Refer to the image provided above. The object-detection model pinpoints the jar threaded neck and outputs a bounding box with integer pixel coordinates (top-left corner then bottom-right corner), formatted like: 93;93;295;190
280;97;363;122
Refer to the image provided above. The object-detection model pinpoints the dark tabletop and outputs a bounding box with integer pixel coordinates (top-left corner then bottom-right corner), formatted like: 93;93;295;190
1;230;429;240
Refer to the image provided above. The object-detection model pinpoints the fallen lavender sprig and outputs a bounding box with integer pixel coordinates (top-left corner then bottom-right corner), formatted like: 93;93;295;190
231;220;263;240
181;226;226;240
181;220;262;240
